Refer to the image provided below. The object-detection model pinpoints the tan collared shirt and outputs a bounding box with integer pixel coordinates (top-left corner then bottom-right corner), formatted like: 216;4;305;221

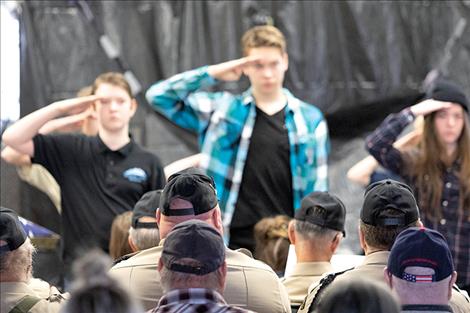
110;244;291;313
281;262;333;306
299;251;470;313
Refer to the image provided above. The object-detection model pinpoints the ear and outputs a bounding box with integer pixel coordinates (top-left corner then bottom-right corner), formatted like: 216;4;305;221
128;235;138;252
358;223;367;253
448;271;458;300
212;207;224;235
157;258;164;273
156;209;161;225
288;220;296;244
129;99;138;117
383;267;393;289
218;261;227;291
282;52;289;71
330;233;342;253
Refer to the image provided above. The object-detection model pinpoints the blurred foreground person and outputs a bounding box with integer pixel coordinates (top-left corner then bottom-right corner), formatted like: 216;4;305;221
314;278;400;313
61;249;142;313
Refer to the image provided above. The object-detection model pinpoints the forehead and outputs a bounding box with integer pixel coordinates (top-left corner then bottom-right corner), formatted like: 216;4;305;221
439;102;464;113
246;47;285;61
94;83;131;99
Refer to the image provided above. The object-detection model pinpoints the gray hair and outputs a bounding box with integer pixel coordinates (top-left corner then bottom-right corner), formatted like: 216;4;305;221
0;238;35;282
129;227;160;250
293;220;341;242
160;258;224;294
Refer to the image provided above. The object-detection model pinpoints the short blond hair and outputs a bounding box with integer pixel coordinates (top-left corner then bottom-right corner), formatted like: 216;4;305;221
92;72;132;98
241;25;286;56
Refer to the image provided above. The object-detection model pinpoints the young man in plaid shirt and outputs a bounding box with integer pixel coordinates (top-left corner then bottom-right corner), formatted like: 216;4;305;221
147;25;329;251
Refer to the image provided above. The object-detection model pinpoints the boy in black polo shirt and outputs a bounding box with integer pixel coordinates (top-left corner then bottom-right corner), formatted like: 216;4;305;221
3;72;165;284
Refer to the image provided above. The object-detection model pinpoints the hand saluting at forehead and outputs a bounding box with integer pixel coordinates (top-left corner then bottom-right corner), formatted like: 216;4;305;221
207;56;262;81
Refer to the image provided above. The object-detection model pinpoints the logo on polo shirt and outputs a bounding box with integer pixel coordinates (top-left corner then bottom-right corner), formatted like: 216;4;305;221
123;167;148;183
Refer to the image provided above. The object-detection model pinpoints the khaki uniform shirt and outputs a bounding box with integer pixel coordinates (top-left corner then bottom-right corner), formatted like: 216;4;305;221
281;262;333;306
110;245;291;313
0;282;65;313
299;251;470;313
17;164;61;213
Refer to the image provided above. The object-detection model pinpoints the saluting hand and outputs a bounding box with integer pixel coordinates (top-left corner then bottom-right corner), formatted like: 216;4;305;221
207;56;261;81
410;99;452;117
53;95;102;116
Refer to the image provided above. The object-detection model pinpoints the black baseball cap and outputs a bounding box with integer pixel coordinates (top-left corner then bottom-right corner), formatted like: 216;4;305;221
361;179;419;227
295;191;346;237
161;220;225;275
160;168;218;217
132;190;161;229
0;207;27;254
428;79;468;113
388;227;454;282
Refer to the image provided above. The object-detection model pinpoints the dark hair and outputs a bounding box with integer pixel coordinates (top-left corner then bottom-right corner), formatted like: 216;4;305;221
360;211;419;250
254;215;291;274
315;279;400;313
404;113;470;220
61;249;141;313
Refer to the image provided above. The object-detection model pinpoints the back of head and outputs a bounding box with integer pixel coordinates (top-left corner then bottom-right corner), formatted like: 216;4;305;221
360;180;420;250
158;168;220;238
109;211;133;259
387;227;455;304
254;215;291;274
92;72;133;98
159;220;226;293
315;278;400;313
129;190;161;251
295;191;346;239
0;207;35;282
241;24;286;55
62;249;141;313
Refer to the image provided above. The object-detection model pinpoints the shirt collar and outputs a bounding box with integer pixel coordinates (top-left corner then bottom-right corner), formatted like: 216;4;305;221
241;88;297;115
95;134;134;156
290;262;333;277
362;250;390;266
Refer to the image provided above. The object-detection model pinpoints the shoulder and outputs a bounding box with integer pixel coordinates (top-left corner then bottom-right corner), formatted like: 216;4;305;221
110;246;162;270
225;248;275;272
298;268;354;313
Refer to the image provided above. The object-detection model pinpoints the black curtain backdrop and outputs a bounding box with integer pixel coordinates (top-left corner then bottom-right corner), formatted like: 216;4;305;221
2;0;470;256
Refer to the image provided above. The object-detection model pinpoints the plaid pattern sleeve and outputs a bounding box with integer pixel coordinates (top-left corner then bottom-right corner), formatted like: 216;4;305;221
366;108;470;287
365;108;414;175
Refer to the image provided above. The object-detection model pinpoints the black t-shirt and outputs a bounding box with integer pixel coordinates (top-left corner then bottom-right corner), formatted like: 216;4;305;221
231;106;293;231
32;134;165;265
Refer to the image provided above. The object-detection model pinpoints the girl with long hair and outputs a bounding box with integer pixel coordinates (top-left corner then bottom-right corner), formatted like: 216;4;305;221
366;80;470;291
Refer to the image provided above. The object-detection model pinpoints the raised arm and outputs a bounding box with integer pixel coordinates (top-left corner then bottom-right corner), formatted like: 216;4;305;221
146;57;260;133
164;153;202;179
2;95;99;157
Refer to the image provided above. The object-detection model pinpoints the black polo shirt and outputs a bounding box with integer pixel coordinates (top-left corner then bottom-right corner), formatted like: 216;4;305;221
32;133;165;266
